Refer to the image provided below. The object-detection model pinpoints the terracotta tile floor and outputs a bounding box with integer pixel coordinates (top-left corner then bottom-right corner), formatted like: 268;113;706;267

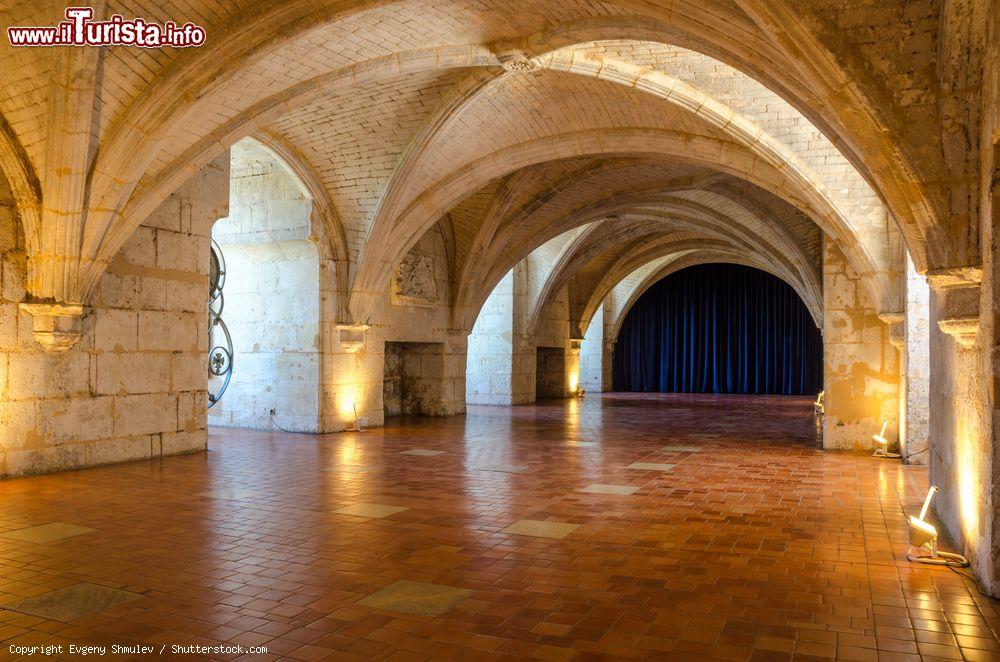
1;393;999;661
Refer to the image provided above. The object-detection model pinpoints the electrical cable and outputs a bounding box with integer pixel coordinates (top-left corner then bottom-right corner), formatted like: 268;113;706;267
947;564;1000;601
891;473;997;601
269;412;315;435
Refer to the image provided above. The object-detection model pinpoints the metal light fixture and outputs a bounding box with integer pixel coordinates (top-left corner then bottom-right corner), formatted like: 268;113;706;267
906;486;969;566
872;420;900;458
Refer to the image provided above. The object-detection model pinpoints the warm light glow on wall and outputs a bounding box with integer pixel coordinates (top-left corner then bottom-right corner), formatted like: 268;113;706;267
568;371;580;393
338;383;358;417
956;416;980;542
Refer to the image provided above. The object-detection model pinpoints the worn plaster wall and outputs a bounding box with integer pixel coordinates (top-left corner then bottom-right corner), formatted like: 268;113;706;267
0;156;228;477
208;142;321;432
822;238;900;450
902;255;931;463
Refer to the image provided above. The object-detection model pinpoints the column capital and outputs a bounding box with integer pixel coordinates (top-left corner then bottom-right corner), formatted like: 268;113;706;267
878;313;905;350
335;323;368;353
19;302;87;351
926;266;982;350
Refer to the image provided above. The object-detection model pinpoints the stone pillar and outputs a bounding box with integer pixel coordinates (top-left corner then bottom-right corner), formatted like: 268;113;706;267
566;337;583;396
319;323;373;431
466;271;514;405
441;332;468;415
927;268;991;591
580;306;604;392
821;238;900;450
511;334;537;404
602;339;615;391
901;255;931;463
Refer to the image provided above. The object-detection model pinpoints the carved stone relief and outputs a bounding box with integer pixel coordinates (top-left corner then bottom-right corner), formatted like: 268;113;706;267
392;250;438;306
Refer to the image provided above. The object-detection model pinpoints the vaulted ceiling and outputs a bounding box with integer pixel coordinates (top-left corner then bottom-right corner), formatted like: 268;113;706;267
0;0;977;327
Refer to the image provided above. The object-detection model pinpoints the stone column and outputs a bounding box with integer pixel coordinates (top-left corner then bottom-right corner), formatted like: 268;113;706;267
510;334;537;404
319;323;373;431
566;337;583;396
579;306;604;393
927;268;991;591
901;256;931;463
441;331;468;416
466;271;514;405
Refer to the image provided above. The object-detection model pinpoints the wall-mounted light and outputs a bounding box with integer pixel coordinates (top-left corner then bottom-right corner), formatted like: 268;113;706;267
906;486;968;566
872;420;900;458
813;390;824;415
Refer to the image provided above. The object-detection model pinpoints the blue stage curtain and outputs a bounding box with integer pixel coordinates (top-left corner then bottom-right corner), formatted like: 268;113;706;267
612;264;822;395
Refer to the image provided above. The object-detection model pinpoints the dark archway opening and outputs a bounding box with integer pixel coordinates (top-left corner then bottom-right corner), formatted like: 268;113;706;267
612;264;822;395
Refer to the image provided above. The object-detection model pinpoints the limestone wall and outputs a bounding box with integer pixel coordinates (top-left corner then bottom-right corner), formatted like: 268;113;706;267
822;238;900;450
932;11;1000;593
535;347;566;399
580;304;604;392
929;291;989;583
0;155;228;477
356;226;460;426
467;270;515;405
983;7;1000;594
534;284;573;398
208;241;320;431
902;255;931;462
209;142;321;432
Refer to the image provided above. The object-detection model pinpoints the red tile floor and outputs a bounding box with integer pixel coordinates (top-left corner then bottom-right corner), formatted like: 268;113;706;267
1;393;999;661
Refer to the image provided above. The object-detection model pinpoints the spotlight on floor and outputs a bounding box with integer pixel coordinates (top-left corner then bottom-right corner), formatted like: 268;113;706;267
872;420;900;458
906;486;969;566
352;402;365;432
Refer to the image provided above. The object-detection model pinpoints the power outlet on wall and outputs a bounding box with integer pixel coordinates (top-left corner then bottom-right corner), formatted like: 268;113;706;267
269;408;275;416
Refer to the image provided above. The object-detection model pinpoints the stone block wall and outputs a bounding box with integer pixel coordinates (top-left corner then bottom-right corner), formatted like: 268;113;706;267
929;20;1000;594
467;270;515;404
356;225;461;425
535;347;567;399
983;14;1000;593
580;304;605;392
209;241;321;431
534;283;573;399
929;290;988;582
821;238;900;450
0;155;229;477
902;255;931;462
383;339;466;417
208;142;321;432
466;261;579;406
